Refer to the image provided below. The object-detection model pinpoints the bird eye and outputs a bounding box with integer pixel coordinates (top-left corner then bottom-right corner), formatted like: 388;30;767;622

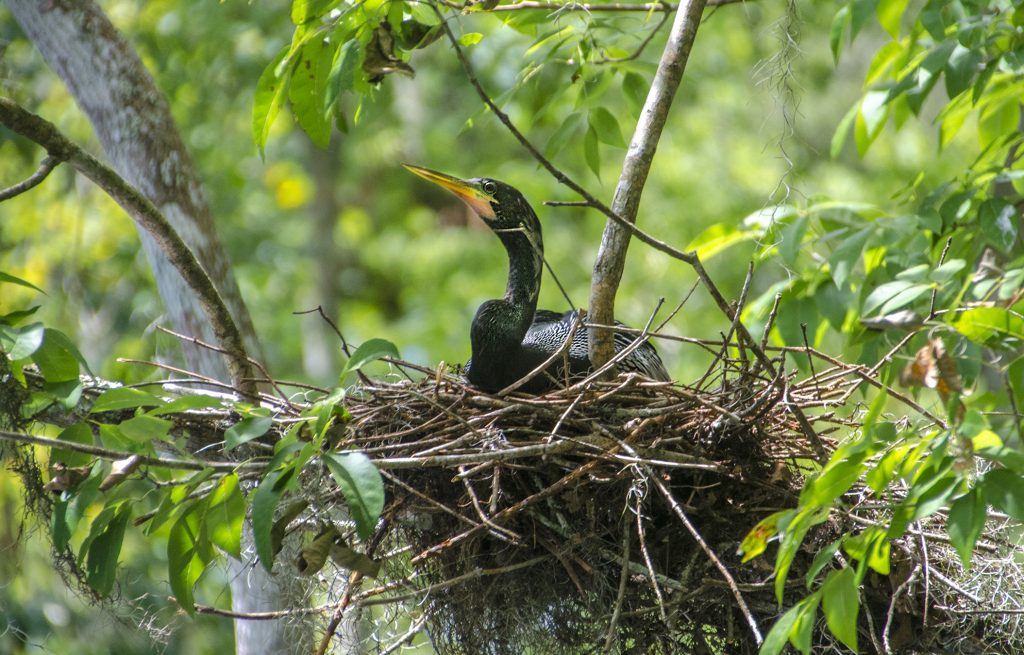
482;180;497;194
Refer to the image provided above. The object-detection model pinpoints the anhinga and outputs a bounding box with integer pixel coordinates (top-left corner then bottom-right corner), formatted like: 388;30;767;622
405;164;670;393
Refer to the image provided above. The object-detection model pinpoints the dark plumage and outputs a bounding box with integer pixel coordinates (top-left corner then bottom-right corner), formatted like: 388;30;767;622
405;165;670;393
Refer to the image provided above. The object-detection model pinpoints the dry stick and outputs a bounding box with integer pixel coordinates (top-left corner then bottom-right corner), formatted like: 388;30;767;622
589;0;708;370
883;565;922;655
604;516;632;651
0;430;257;472
0;98;257;400
649;470;763;645
156;325;294;408
0;154;59;200
634;488;668;624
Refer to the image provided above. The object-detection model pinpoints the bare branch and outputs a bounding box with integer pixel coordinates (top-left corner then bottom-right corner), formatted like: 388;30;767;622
0;155;59;201
0;97;258;400
589;0;707;370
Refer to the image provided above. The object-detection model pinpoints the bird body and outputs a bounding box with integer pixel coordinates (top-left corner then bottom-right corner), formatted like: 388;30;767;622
404;165;670;393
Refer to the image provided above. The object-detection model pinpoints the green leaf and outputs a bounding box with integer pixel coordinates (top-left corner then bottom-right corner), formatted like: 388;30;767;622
292;0;337;24
827;226;868;288
944;44;981;99
779;215;809;267
51;498;72;551
0;271;45;294
862;280;930;316
253;47;293;157
830;102;859;159
167;503;204;614
830;5;850;64
876;0;908;38
118;414;173;444
758;598;805;655
544;111;584;161
854;90;889;156
952;307;1024;346
979;99;1020;151
622;72;647;118
458;32;483;46
252;467;296;571
289;36;331;148
324;38;361;114
340;338;401;380
322;451;385;541
775;508;825;603
849;0;878;42
947;487;986;568
206;474;245;559
685;223;754;261
6;322;45;360
32;328;84;383
821;567;859;651
588;106;625;148
802;451;868;507
91;387;165;413
225;416;273;451
983;468;1024;521
584;124;601;179
54;421;94;468
979;200;1019;252
789;592;821;655
85;502;130;597
805;538;843;589
148;394;224;416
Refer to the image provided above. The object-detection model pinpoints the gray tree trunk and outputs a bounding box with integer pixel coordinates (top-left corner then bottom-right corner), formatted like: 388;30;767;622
4;2;305;652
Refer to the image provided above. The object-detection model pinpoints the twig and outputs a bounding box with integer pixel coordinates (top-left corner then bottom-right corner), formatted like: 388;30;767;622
0;98;257;399
884;564;921;654
595;5;671;64
648;465;763;645
439;0;747;11
0;154;59;201
0;430;258;472
604;515;632;650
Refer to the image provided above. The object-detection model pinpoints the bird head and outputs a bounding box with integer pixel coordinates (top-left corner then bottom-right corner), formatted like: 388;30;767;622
403;164;541;240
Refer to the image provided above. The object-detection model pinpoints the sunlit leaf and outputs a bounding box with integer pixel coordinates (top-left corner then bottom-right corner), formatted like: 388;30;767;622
253;47;293;157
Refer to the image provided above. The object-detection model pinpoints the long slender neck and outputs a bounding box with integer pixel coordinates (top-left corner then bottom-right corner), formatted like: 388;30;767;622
498;229;542;312
467;225;545;391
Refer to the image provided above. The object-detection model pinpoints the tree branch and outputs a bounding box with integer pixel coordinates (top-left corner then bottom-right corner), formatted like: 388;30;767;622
0;98;258;400
588;0;707;370
0;154;59;201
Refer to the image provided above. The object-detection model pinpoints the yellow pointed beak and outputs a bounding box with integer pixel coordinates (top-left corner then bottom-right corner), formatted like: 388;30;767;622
403;164;497;219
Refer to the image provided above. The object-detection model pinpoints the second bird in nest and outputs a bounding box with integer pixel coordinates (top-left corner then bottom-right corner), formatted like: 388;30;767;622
405;164;670;394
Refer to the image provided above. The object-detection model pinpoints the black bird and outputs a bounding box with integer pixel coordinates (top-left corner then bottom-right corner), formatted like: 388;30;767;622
405;164;670;393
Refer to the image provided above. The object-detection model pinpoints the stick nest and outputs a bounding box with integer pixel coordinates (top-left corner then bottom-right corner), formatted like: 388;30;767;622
285;344;1024;655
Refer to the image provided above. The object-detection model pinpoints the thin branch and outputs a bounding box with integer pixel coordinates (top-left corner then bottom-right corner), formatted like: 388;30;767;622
0;154;59;201
589;0;708;369
0;97;257;400
648;466;763;645
0;429;258;472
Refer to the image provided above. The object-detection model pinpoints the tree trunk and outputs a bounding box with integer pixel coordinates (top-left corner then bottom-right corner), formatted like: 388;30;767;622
4;2;304;652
